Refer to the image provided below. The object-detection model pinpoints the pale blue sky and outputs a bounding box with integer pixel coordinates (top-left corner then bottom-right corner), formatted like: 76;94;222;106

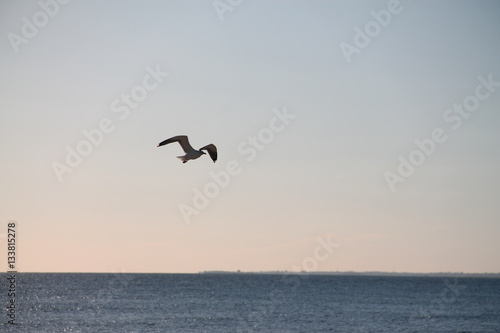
1;0;499;273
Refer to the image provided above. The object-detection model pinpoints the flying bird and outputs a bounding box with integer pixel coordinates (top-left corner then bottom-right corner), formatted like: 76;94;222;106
157;135;217;163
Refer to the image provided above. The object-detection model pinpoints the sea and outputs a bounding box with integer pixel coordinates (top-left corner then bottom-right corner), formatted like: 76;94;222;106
0;273;499;332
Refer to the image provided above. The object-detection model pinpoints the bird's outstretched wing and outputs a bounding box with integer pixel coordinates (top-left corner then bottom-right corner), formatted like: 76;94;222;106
200;144;217;162
157;135;194;153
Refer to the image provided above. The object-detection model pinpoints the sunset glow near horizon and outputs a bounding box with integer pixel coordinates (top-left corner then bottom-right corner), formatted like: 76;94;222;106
1;0;499;273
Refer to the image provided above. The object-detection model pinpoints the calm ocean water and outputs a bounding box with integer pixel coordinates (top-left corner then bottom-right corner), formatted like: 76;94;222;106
0;273;499;332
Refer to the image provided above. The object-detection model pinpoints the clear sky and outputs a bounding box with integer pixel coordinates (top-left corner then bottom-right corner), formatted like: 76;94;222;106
0;0;499;273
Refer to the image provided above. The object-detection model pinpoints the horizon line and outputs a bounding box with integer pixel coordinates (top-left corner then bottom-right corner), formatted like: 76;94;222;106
5;271;500;277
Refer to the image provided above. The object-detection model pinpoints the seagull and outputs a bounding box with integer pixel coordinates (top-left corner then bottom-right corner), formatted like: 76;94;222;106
157;135;217;163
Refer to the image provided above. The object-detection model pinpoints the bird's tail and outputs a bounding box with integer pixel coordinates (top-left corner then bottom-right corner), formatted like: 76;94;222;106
177;155;188;163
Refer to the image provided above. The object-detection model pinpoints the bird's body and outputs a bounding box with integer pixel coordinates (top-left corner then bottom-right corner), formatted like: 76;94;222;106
157;135;217;163
181;149;205;163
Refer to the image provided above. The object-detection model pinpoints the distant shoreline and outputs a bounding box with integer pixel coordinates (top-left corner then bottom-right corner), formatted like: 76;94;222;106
200;271;500;278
